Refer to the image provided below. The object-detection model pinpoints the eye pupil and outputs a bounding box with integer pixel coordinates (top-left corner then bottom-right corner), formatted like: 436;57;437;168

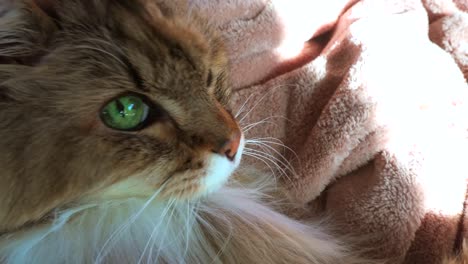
115;99;128;118
100;94;150;131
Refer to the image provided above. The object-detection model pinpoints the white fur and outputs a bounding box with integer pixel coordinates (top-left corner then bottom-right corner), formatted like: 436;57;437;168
0;137;369;264
201;137;245;195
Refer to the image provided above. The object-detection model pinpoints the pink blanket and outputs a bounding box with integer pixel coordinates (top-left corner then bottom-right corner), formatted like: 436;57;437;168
187;0;468;262
161;0;468;262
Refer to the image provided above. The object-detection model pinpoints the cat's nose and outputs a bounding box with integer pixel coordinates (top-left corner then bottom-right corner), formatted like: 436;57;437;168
215;131;241;161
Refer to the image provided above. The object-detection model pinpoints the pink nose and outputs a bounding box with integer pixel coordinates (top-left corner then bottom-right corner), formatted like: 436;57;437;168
216;131;241;161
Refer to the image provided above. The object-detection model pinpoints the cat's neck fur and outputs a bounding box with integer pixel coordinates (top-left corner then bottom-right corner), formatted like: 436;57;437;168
0;172;369;264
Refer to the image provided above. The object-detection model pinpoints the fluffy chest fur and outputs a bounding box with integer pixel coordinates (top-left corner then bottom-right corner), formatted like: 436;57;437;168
0;175;348;264
0;1;377;263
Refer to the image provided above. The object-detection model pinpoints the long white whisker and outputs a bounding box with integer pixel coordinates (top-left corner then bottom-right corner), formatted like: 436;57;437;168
208;216;233;264
237;83;300;124
152;199;178;263
242;115;295;129
73;45;127;68
183;201;196;260
237;91;270;124
241;152;281;184
241;151;279;176
234;92;256;118
95;182;167;263
138;198;175;264
245;142;297;176
241;119;279;134
243;150;292;182
247;138;301;166
195;204;233;264
244;147;294;175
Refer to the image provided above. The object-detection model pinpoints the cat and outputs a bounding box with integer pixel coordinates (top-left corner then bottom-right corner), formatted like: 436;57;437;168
443;241;468;264
0;0;378;263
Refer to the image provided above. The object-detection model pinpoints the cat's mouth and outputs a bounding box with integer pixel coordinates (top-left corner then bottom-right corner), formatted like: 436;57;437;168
155;135;246;199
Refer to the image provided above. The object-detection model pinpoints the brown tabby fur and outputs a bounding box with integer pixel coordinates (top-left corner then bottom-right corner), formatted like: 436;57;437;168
0;0;235;232
0;1;378;263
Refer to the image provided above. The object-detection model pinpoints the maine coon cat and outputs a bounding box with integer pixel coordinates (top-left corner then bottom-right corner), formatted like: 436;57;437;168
0;0;378;263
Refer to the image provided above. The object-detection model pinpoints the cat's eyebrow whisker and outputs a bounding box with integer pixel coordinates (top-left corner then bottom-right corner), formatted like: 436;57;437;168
73;45;127;69
241;118;278;134
241;115;295;134
82;37;120;51
234;92;256;118
237;83;299;124
237;91;272;125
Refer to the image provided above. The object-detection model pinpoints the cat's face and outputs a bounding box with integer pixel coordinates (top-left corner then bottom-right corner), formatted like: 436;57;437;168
0;0;242;232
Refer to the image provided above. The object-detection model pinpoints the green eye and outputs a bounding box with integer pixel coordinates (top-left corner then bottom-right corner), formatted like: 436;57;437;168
101;95;150;131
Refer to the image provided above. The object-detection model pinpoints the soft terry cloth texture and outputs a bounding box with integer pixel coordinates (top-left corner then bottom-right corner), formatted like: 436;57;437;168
163;0;468;262
7;0;465;263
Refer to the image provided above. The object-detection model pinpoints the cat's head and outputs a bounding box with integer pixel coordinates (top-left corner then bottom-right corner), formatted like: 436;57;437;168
0;0;242;232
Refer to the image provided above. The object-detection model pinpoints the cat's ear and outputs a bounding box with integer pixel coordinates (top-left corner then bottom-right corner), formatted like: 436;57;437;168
0;1;58;65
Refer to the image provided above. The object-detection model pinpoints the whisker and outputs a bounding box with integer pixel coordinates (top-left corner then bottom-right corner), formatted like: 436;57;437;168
152;199;178;263
138;198;175;264
244;147;295;175
208;217;233;264
244;115;295;128
195;204;233;264
234;92;256;118
237;90;271;125
243;150;292;182
242;151;283;183
247;138;301;167
73;45;127;68
241;119;279;134
183;201;197;260
247;136;289;144
241;152;280;186
95;181;167;263
245;141;298;175
237;83;300;124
